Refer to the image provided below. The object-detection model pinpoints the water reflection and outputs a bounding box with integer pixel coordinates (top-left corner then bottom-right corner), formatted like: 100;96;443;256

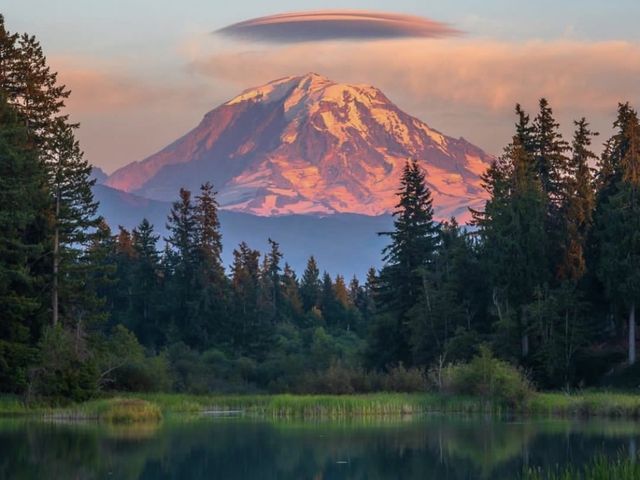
0;414;638;479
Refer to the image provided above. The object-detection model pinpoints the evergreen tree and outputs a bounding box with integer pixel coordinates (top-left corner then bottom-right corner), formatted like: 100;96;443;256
281;262;303;322
164;188;198;345
595;103;640;364
231;242;272;359
558;119;597;281
408;219;476;366
371;159;439;367
130;219;162;347
192;183;227;347
533;98;570;205
477;115;548;361
0;96;49;392
49;120;101;328
261;238;284;323
300;256;321;312
194;182;224;278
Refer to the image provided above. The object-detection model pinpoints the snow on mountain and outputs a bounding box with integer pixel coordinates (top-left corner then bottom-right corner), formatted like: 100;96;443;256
106;73;492;221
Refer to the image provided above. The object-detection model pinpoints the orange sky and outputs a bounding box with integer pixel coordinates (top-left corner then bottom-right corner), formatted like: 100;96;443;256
4;4;631;172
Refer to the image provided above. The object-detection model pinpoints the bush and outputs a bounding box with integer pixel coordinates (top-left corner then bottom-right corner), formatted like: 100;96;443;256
440;345;533;406
381;364;428;392
28;325;98;403
298;362;426;394
111;353;172;392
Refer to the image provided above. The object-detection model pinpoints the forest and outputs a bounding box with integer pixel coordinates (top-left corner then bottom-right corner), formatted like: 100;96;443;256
1;15;640;402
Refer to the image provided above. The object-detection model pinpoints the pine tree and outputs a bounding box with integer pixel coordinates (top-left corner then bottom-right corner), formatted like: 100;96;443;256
372;159;439;367
130;219;162;347
0;96;49;392
192;183;227;347
194;182;224;279
261;238;284;324
49;120;101;328
595;103;640;364
164;188;198;345
300;256;321;312
0;16;101;329
558;119;597;281
231;242;272;358
0;17;70;150
477;112;548;361
533;99;570;205
281;262;303;322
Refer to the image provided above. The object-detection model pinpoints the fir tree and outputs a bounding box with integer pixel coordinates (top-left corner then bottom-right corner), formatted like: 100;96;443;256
595;103;640;364
300;256;321;312
231;242;272;359
130;219;162;347
164;188;198;345
372;159;439;367
558;119;597;281
0;96;49;391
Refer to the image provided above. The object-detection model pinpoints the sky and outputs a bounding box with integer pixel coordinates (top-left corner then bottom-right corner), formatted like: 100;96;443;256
3;1;640;172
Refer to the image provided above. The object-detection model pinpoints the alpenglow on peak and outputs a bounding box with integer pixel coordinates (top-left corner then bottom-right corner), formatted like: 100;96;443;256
106;74;493;221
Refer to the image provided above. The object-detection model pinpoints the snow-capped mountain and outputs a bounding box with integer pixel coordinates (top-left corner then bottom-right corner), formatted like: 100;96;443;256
106;73;492;221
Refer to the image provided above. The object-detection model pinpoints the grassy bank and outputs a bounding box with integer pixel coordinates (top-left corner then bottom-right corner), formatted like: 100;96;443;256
142;391;640;418
0;396;162;424
523;455;640;480
5;391;640;420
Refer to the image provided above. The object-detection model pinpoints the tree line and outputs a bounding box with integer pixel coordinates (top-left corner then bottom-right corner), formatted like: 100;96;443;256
1;15;639;399
369;99;640;390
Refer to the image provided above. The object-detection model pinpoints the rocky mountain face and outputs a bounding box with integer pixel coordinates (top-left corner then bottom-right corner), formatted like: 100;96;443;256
106;73;492;221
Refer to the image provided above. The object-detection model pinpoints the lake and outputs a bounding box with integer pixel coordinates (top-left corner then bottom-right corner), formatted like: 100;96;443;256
0;414;638;479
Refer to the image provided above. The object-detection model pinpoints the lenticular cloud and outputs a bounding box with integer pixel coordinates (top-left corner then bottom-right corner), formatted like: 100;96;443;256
216;10;459;43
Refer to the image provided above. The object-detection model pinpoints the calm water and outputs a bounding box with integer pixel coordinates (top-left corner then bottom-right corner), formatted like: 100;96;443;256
0;414;639;479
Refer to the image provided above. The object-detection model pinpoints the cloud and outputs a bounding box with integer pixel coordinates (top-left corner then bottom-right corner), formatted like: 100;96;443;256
193;39;640;112
190;38;640;154
215;10;459;43
50;56;197;114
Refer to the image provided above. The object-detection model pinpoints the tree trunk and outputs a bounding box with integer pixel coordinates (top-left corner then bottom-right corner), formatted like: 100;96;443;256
52;189;60;327
629;303;636;365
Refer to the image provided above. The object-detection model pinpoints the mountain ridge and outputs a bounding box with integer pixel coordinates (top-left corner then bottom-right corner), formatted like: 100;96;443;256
106;73;492;221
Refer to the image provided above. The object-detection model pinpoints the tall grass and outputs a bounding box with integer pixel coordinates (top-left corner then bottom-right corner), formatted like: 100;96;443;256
140;392;512;417
49;398;162;424
523;455;640;480
530;392;640;418
6;391;640;420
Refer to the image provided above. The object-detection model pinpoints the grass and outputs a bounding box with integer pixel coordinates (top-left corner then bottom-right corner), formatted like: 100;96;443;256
523;455;640;480
47;398;162;424
5;390;640;420
529;392;640;418
142;392;513;417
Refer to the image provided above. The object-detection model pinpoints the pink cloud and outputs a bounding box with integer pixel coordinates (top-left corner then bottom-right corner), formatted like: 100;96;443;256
189;38;640;154
216;10;459;43
192;39;640;112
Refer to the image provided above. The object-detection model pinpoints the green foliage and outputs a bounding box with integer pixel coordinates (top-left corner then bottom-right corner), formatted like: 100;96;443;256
0;96;48;392
523;455;640;480
370;159;439;367
29;325;98;402
440;346;533;407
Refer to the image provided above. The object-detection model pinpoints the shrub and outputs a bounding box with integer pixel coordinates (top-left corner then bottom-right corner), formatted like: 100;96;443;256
381;364;428;392
440;345;533;406
111;353;172;392
298;362;426;394
98;398;162;424
28;325;98;403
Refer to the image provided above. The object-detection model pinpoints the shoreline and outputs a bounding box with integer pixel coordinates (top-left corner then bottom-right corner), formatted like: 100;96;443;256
4;391;640;422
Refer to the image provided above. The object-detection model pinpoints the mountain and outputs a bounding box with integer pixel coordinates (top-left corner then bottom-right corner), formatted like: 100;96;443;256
93;184;392;279
90;166;108;184
106;73;492;221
